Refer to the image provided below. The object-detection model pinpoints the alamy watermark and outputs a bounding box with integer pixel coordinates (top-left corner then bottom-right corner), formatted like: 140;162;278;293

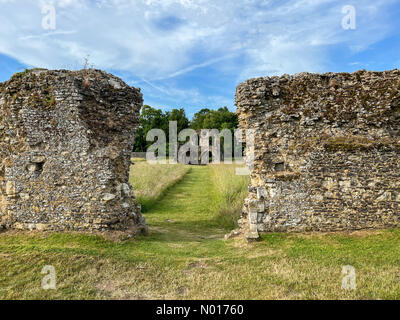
342;5;356;30
145;121;254;175
41;265;56;290
41;2;56;30
341;265;356;290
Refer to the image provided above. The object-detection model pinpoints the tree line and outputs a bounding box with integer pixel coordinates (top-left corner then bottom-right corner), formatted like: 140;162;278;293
133;105;238;153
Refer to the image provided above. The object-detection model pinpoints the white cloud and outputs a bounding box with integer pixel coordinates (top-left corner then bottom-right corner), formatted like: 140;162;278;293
0;0;397;109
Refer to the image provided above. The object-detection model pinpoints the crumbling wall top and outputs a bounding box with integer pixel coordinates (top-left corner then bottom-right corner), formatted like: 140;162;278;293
236;69;400;133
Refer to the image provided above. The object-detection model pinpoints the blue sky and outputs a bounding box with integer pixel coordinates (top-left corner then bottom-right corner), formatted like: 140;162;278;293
0;0;399;118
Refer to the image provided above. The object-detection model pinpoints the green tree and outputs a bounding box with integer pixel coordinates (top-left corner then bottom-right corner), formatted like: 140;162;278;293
166;108;189;133
133;106;190;153
133;105;237;153
133;105;168;152
190;107;238;131
190;108;211;131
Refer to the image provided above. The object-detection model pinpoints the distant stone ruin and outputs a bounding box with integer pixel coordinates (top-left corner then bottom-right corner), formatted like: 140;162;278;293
0;69;147;234
235;70;400;240
177;130;226;165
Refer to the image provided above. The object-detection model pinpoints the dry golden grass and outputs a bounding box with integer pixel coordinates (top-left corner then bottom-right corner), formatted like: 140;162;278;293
129;160;191;211
1;166;400;300
209;163;250;229
2;228;400;300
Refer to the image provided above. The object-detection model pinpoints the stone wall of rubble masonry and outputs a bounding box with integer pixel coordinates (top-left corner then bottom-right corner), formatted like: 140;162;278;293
235;70;400;239
0;69;147;234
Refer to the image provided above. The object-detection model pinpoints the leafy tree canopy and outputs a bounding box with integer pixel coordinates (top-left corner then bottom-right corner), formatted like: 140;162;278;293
190;107;238;131
133;105;238;152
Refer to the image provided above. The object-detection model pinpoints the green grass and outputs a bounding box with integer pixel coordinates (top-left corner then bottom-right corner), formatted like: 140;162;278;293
129;160;190;211
209;164;250;229
1;166;400;299
11;68;47;80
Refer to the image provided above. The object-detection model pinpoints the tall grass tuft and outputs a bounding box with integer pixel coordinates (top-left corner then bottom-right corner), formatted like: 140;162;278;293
209;164;250;230
129;160;191;212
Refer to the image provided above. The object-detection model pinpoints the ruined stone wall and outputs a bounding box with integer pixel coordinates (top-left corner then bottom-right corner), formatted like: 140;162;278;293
0;69;147;234
235;70;400;238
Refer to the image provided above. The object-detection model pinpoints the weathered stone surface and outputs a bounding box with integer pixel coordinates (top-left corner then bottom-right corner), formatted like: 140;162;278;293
236;70;400;236
0;69;147;234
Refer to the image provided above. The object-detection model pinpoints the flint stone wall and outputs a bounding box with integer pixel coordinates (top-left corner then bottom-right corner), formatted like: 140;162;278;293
236;70;400;237
0;69;147;233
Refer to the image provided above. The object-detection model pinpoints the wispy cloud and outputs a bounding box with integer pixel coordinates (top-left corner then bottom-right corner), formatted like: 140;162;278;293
154;54;237;81
18;30;77;41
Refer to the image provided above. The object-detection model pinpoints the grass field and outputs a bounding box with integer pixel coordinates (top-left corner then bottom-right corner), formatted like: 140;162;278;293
1;164;400;300
129;159;191;211
209;164;250;229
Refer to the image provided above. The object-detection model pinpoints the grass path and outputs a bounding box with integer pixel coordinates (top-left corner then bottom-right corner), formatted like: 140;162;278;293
144;166;226;241
1;166;400;299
